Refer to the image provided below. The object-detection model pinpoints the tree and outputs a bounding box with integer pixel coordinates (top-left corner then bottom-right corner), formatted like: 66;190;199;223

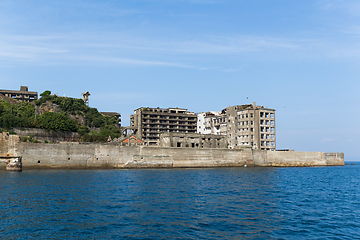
39;112;78;132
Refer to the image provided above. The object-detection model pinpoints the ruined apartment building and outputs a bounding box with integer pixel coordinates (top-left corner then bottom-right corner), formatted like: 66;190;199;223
0;86;38;102
197;102;276;150
130;107;197;146
197;111;227;136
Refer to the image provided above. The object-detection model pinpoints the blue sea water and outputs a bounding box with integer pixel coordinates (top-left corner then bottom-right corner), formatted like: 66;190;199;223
0;164;359;239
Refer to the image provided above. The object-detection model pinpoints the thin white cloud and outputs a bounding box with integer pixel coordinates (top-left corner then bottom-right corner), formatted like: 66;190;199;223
1;31;360;68
322;138;338;142
72;56;193;67
319;0;360;17
221;65;247;72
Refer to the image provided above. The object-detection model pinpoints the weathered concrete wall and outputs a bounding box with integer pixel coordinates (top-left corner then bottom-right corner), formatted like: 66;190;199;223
0;134;345;169
0;133;20;156
262;151;326;167
0;133;21;169
16;143;255;169
323;152;345;166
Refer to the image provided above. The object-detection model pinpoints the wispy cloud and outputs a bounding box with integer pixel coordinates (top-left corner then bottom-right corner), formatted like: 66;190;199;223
71;56;193;67
322;138;338;142
1;30;360;68
318;0;360;16
221;65;247;72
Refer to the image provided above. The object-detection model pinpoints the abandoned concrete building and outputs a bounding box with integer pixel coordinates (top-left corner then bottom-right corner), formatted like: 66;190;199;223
159;132;227;148
198;111;228;136
197;102;276;150
130;107;197;146
198;111;221;135
0;86;38;102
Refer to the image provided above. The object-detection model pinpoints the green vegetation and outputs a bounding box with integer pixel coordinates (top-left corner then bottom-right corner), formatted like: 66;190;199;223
37;112;78;132
0;100;35;129
238;104;252;110
21;135;40;143
36;90;87;115
0;90;121;142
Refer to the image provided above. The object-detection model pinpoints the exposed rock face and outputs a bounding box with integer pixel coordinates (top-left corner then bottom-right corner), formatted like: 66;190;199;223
35;101;86;125
35;101;61;115
68;114;86;125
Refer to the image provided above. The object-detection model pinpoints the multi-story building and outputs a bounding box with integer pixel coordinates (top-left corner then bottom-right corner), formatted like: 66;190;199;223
130;107;197;146
0;86;38;102
197;111;221;134
197;102;276;150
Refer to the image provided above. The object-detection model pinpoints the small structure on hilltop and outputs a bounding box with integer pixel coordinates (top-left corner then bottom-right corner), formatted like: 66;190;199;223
0;86;38;102
82;91;90;106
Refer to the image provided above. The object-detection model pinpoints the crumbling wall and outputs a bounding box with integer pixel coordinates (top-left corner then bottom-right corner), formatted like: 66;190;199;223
323;152;345;166
0;132;20;156
0;133;21;169
266;151;326;167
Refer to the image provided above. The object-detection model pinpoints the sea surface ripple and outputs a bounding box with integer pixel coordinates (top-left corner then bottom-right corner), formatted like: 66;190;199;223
0;164;359;239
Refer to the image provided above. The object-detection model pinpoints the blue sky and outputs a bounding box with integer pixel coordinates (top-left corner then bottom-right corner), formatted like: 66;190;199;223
0;0;359;159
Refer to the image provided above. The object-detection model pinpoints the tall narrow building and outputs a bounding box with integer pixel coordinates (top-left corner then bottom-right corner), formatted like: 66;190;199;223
225;102;276;150
197;102;276;150
130;107;197;146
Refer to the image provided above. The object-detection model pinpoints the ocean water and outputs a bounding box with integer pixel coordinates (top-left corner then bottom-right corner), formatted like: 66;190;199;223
0;164;359;239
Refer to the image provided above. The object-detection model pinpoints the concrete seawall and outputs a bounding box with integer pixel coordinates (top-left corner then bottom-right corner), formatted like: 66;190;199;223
0;133;345;169
18;142;255;169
